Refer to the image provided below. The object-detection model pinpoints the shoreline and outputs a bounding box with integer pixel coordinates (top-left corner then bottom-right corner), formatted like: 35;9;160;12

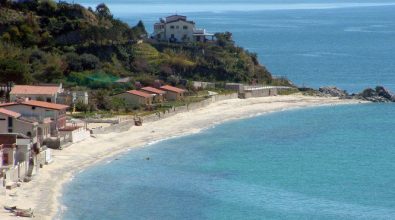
0;95;366;220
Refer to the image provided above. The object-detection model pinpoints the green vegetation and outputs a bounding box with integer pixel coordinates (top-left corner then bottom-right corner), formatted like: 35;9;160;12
0;0;292;113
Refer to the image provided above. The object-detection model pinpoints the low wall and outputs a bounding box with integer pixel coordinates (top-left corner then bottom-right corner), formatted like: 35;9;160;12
90;120;134;134
84;119;119;124
240;88;278;99
3;161;28;184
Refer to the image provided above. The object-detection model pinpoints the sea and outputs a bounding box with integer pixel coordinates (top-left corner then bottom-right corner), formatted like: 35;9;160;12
61;1;395;219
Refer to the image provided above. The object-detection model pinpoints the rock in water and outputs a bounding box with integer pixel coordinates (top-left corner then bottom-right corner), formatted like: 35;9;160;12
358;86;395;102
375;86;393;100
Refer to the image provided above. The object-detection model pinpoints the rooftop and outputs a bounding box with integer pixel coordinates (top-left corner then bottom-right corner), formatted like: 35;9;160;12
156;15;195;25
10;85;61;95
141;87;166;95
0;100;69;110
160;85;185;93
22;100;69;110
0;108;21;118
126;90;153;98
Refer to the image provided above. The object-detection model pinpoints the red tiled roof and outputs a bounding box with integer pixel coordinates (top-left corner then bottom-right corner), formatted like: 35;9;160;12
10;85;60;95
0;102;16;107
0;101;68;110
0;108;21;118
141;87;166;95
126;90;153;98
160;85;185;93
22;100;69;110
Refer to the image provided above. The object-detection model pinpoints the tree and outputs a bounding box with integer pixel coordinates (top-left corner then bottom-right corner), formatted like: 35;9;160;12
91;90;112;110
75;101;89;112
111;97;126;111
95;3;112;19
214;32;234;47
80;53;100;70
65;52;83;72
0;58;32;84
37;0;57;16
1;33;11;42
134;20;147;37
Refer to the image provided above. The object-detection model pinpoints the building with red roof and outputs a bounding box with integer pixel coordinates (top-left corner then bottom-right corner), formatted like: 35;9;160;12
0;107;52;147
140;87;166;103
0;100;68;135
10;84;63;103
160;85;186;101
113;90;153;107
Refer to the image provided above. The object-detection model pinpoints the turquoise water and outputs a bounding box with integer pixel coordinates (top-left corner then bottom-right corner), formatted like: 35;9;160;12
62;104;395;219
62;1;395;219
75;0;395;92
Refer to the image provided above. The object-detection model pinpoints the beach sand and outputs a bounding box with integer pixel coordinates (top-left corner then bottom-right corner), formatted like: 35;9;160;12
0;95;364;220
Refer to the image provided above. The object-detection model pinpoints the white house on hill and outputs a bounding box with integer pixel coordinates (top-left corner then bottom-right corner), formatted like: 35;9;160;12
152;15;214;43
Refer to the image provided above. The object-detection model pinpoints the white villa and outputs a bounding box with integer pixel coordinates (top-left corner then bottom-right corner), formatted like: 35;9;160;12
152;15;215;43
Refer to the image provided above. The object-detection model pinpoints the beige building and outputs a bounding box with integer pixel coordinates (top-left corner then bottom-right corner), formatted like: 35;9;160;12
113;90;153;108
160;85;186;101
10;84;63;103
0;100;68;136
140;87;166;103
0;108;51;146
153;15;214;43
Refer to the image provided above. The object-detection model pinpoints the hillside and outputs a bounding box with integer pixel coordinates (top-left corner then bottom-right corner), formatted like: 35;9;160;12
0;0;286;91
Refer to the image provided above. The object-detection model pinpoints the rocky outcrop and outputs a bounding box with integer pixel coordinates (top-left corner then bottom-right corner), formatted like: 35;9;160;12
356;86;395;102
319;87;349;98
315;85;395;103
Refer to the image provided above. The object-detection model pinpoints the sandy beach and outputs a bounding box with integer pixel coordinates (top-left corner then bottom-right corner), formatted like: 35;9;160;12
0;95;365;220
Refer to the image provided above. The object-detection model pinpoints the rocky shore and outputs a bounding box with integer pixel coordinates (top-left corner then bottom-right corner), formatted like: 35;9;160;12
317;86;395;103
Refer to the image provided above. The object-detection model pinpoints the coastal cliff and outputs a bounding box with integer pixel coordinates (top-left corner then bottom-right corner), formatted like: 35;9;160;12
0;0;285;89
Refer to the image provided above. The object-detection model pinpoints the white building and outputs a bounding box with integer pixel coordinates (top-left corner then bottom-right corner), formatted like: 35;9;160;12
152;15;214;43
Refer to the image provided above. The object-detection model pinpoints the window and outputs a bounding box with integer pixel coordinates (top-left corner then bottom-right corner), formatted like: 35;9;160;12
27;132;32;137
8;128;13;133
46;98;51;102
3;153;9;166
171;34;175;38
0;118;5;121
176;26;179;29
183;26;188;30
8;117;12;128
32;106;36;110
170;25;175;29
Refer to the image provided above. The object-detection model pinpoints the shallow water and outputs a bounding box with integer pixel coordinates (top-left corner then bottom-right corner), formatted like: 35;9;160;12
62;1;395;219
62;103;395;220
